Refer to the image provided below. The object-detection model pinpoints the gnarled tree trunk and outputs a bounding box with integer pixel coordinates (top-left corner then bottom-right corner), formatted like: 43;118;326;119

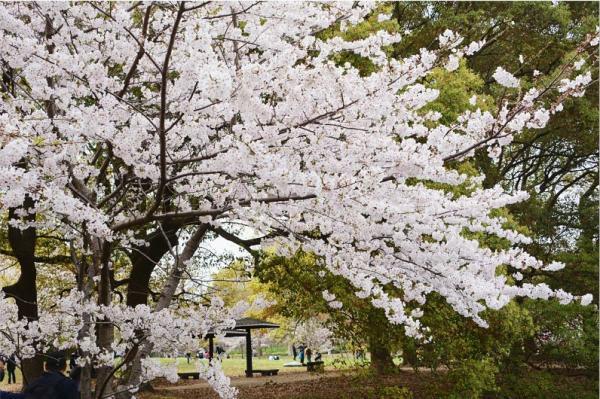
116;225;208;398
2;196;44;384
126;221;181;307
368;336;396;375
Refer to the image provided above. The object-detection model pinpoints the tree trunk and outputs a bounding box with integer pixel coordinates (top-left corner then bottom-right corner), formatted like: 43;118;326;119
95;240;115;399
78;233;100;399
368;338;396;375
5;14;57;385
2;197;44;384
115;221;181;397
118;225;207;398
256;336;263;357
126;222;181;307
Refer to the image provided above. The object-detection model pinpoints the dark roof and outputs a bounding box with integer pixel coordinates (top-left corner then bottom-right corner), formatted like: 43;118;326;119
204;318;279;339
234;317;279;329
205;329;248;339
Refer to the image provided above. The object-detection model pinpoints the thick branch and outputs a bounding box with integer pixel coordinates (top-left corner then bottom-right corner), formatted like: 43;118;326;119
0;249;71;264
112;193;317;231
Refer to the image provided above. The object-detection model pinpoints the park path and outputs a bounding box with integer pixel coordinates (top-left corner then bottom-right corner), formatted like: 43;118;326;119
159;370;345;391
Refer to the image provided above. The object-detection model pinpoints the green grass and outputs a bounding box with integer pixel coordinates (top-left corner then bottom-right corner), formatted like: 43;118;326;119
0;352;368;389
227;345;289;356
158;352;369;376
0;368;23;389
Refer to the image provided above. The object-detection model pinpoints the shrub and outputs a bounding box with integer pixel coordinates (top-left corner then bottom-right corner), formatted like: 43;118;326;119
435;358;499;399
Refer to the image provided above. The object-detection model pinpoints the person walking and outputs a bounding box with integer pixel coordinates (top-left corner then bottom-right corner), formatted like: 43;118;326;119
5;356;16;385
0;356;5;382
298;343;306;364
305;347;312;363
292;344;297;361
216;346;225;360
0;351;78;399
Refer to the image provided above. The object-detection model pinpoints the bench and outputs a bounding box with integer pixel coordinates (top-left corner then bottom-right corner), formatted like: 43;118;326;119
306;361;324;372
245;369;279;377
178;372;200;379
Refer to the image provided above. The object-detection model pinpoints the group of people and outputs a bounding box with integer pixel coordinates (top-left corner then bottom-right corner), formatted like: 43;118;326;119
0;351;79;399
188;345;228;363
292;344;322;364
0;355;17;385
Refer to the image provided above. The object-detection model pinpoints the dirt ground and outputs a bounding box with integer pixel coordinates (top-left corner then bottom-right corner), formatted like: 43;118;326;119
5;368;595;398
143;369;433;399
2;368;432;398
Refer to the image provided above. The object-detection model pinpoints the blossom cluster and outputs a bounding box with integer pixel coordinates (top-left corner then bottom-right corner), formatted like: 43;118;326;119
0;290;240;394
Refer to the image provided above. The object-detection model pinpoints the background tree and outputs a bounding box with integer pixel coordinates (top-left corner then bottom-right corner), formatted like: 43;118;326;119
257;250;405;374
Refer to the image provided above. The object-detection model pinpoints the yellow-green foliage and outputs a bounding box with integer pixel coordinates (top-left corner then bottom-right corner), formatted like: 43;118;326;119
317;4;399;76
408;296;534;371
423;60;494;124
210;263;288;338
322;4;399;42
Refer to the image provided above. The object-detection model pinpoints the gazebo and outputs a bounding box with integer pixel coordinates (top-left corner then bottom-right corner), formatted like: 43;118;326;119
204;328;248;361
205;317;279;377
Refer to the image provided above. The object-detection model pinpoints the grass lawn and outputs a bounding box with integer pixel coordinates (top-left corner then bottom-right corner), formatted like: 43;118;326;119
0;352;370;390
158;353;370;376
0;368;23;389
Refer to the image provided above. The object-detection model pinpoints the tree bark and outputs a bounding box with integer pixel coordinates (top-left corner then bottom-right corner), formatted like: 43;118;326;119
5;13;58;385
2;196;44;384
120;221;182;387
118;225;208;398
369;343;396;374
78;233;100;399
368;337;396;375
126;221;181;307
95;240;114;398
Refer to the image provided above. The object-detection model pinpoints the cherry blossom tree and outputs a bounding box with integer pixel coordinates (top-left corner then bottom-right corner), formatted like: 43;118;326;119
294;319;334;353
0;2;597;398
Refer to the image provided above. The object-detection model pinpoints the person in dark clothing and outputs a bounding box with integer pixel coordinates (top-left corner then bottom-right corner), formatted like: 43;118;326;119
314;351;322;362
215;346;225;360
0;356;5;382
69;354;77;372
68;353;81;391
292;345;297;361
5;356;16;385
0;351;79;399
68;365;81;391
305;347;312;363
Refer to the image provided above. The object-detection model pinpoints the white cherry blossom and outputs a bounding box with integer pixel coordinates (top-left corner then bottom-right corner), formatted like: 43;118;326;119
493;66;521;88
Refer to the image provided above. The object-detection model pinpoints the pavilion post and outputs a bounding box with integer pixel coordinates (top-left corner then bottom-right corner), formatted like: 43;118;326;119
245;328;253;377
207;318;278;377
208;336;214;361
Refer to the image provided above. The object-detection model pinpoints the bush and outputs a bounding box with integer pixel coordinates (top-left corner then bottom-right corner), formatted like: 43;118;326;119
378;386;413;399
498;369;599;399
434;358;499;399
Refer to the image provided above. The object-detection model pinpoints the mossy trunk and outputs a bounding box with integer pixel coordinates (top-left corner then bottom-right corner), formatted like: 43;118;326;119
368;337;396;374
